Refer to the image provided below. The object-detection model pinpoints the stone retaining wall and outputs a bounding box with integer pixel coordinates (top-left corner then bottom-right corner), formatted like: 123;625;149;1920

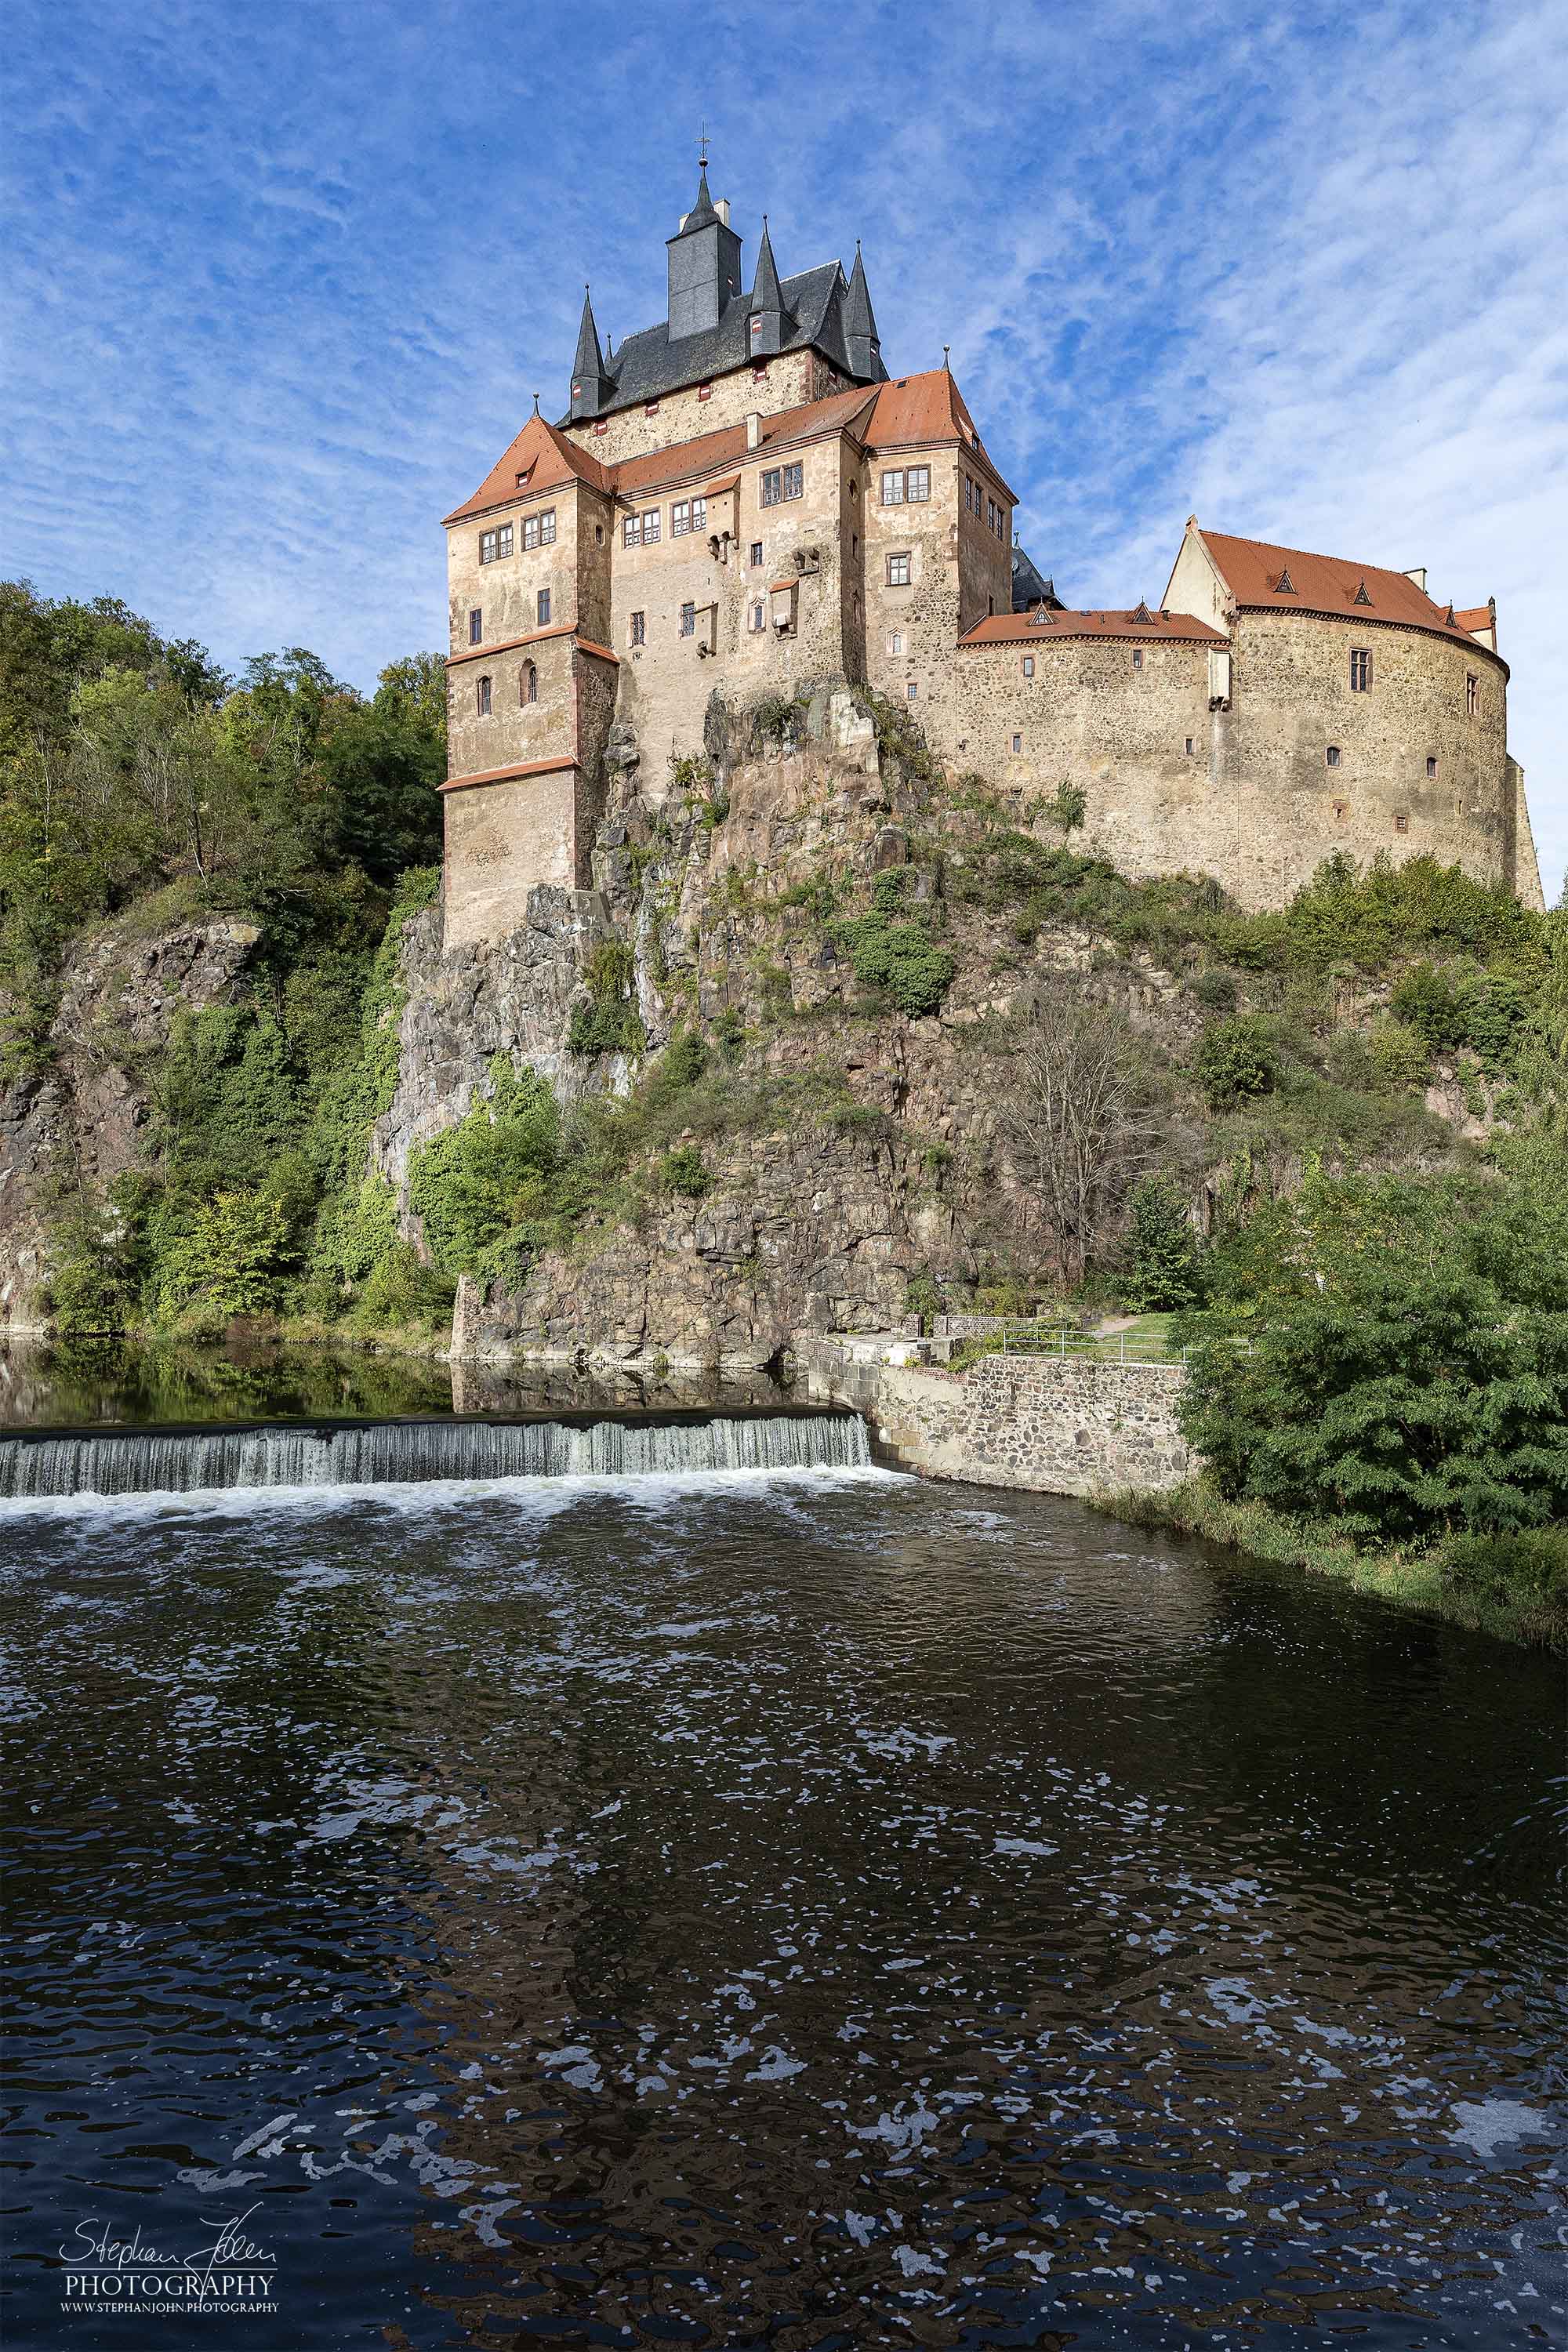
795;1338;1192;1497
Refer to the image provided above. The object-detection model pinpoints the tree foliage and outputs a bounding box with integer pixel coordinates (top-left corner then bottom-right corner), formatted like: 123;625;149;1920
994;995;1167;1283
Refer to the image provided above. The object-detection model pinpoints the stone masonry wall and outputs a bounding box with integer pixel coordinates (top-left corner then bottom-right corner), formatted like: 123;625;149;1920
561;350;821;469
797;1340;1193;1498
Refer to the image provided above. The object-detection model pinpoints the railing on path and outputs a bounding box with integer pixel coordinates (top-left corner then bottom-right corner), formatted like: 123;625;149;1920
989;1322;1253;1367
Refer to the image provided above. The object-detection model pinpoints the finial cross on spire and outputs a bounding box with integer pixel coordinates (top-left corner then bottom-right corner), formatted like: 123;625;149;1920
699;120;710;167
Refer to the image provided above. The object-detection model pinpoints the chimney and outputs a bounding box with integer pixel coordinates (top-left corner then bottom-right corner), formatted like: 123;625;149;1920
746;412;761;450
1403;565;1427;592
715;198;731;225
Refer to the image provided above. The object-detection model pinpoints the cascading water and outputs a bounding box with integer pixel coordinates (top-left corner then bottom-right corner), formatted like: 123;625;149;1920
0;1410;872;1500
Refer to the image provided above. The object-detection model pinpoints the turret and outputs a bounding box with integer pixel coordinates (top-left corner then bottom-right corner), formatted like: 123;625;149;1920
844;241;881;380
568;285;612;420
747;216;788;358
666;163;743;340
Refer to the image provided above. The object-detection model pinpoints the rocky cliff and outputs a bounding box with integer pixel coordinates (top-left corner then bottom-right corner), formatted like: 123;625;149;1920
381;684;1194;1369
0;914;260;1327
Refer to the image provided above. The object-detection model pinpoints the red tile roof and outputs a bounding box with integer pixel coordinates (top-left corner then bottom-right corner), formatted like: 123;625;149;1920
444;413;612;525
610;386;876;499
1196;531;1501;657
1452;604;1495;640
863;372;1016;498
960;608;1225;647
446;369;1015;528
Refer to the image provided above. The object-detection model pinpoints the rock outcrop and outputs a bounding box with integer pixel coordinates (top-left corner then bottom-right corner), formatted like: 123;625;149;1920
0;915;260;1327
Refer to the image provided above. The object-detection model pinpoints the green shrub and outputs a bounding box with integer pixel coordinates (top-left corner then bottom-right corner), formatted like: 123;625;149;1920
1124;1174;1203;1310
830;874;956;1018
407;1060;562;1276
659;1144;711;1199
1390;961;1467;1050
154;1190;292;1321
1366;1017;1431;1090
1183;1247;1568;1544
1440;1528;1568;1624
1196;1014;1277;1109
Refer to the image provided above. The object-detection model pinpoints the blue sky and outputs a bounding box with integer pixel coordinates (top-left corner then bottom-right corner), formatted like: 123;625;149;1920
4;0;1563;895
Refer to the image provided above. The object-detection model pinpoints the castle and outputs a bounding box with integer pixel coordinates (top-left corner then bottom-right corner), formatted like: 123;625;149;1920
440;164;1543;949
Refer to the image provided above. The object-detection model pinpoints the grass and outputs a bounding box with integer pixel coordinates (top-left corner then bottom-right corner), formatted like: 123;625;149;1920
1093;1475;1567;1650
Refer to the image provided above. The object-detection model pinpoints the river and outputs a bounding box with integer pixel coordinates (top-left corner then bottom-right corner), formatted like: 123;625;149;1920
2;1404;1563;2346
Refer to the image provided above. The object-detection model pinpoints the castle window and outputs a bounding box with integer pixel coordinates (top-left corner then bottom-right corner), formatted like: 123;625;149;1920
906;681;918;699
520;661;537;705
680;601;695;637
887;552;911;586
1326;745;1341;767
672;499;691;536
641;508;661;543
1394;811;1409;833
906;466;930;503
881;470;906;505
630;611;645;647
644;401;659;416
1132;648;1143;670
1332;800;1348;822
889;631;905;655
476;674;492;716
1011;733;1022;753
760;463;802;506
522;510;555;550
750;541;763;567
1426;755;1438;779
987;498;997;532
748;600;765;633
593;422;607;435
752;364;768;382
1466;672;1479;715
516;468;532;488
595;524;604;544
1349;648;1372;692
623;515;641;546
785;461;803;498
479;524;512;563
536;588;551;625
698;383;713;401
1185;737;1195;756
1022;655;1033;677
468;608;482;645
691;496;706;530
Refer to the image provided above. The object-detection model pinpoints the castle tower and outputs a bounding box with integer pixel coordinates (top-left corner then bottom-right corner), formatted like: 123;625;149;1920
665;164;743;340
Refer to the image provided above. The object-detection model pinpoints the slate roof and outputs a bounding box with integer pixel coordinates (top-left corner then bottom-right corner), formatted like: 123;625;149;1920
1011;544;1060;612
564;260;886;423
960;608;1225;647
1192;530;1501;659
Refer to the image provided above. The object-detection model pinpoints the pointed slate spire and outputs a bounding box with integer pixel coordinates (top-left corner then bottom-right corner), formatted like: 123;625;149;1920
1443;600;1458;626
748;214;787;356
681;163;720;232
844;241;881;380
569;285;612;421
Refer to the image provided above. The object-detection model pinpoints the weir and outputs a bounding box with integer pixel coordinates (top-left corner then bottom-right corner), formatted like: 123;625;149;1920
0;1410;872;1501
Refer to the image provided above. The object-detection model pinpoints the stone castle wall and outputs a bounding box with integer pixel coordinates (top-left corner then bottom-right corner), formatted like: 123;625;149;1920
560;348;852;470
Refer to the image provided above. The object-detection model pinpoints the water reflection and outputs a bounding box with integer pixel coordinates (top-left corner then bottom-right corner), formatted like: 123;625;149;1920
0;1335;797;1431
3;1473;1562;2348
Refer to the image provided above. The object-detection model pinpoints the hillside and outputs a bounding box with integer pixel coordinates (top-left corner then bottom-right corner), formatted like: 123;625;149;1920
2;580;1565;1624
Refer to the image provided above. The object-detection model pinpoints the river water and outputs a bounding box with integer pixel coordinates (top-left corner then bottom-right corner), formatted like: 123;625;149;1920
2;1457;1563;2348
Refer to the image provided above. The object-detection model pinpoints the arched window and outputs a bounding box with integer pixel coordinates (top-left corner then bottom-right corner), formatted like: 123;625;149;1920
521;661;537;706
476;675;492;717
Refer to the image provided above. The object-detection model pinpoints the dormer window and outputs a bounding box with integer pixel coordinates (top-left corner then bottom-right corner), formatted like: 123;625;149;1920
698;383;713;402
516;467;532;488
750;314;762;338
